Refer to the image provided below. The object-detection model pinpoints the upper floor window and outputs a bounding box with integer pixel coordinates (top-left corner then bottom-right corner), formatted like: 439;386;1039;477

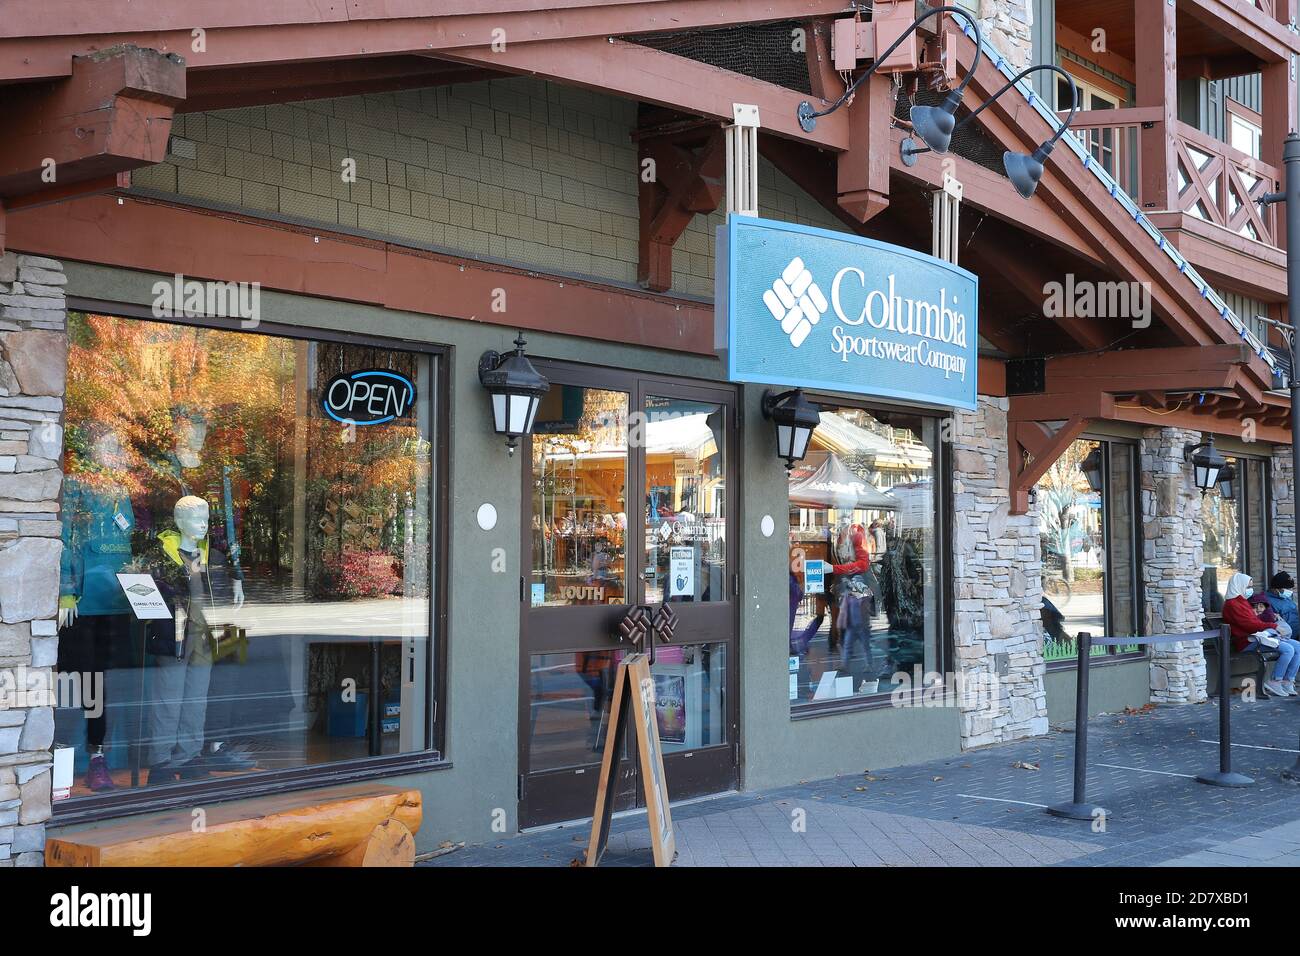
1227;101;1262;159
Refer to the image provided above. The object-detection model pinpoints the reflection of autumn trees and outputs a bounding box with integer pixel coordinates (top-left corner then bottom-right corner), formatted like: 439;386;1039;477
1039;441;1094;584
66;313;429;587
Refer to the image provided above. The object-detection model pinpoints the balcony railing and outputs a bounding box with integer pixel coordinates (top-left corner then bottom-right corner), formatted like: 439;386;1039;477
1173;120;1279;246
1059;107;1152;200
1062;110;1282;248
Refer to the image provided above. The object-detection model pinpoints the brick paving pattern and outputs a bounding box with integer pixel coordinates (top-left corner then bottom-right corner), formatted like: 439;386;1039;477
426;696;1300;867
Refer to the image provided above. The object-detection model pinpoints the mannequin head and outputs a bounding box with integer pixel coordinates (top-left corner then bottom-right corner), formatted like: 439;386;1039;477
89;426;128;471
173;409;209;469
174;495;210;544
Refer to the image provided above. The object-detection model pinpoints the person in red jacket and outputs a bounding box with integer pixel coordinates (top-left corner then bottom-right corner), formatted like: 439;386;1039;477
1221;572;1299;697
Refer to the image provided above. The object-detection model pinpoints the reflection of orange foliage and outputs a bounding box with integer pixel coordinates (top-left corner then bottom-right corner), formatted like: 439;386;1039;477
66;312;427;521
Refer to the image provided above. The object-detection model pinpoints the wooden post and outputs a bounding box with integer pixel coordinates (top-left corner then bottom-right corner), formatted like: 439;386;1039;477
1135;0;1177;212
1261;0;1298;249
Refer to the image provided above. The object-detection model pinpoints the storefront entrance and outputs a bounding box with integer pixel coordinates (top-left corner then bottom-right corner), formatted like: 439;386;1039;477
518;363;738;827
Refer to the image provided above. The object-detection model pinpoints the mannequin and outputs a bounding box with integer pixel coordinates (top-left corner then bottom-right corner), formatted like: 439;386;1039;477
829;513;882;672
56;428;135;792
141;496;244;785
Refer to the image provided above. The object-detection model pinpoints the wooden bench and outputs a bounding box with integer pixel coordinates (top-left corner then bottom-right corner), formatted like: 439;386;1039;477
45;783;422;867
1205;638;1280;698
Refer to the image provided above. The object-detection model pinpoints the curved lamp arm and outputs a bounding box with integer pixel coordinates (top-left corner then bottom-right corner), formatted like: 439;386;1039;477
955;63;1077;149
797;5;983;132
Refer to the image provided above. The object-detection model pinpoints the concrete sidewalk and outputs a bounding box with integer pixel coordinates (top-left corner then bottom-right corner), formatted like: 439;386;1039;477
426;694;1300;867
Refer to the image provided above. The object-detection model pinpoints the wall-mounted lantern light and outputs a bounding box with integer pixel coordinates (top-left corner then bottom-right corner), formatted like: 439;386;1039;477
1183;434;1228;494
478;332;550;456
1217;461;1237;500
762;388;821;470
1080;445;1104;495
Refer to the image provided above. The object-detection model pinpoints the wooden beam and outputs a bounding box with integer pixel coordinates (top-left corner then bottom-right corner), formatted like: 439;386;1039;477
438;36;848;149
1135;0;1177;213
1178;0;1298;62
5;193;718;355
0;45;183;208
638;125;724;291
0;0;850;84
1008;412;1099;514
181;58;499;113
836;72;891;222
1044;344;1254;394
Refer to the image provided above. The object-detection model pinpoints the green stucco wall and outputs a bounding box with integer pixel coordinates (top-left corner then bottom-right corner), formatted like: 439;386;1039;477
1044;659;1151;724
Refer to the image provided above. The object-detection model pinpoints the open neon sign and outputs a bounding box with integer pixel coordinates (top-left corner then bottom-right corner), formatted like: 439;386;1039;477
321;369;416;425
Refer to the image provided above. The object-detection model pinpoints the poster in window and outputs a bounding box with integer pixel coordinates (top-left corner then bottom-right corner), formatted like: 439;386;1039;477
654;673;687;744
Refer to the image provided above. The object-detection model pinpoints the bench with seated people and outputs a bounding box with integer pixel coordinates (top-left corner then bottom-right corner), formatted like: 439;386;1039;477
1219;571;1300;699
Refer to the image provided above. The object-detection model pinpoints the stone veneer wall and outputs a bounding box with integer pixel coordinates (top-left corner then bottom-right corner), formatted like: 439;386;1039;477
952;396;1048;746
0;252;66;866
1141;427;1208;704
1273;445;1296;578
969;0;1034;71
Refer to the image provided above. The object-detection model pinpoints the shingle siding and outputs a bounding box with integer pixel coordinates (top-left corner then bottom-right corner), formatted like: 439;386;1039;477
136;78;847;299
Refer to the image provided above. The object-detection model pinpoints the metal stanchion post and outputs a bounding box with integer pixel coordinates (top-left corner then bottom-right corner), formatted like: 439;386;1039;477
1196;624;1255;788
1047;632;1101;819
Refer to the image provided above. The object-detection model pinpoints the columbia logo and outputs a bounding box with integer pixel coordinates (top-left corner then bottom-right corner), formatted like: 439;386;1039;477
763;257;828;348
126;584;154;596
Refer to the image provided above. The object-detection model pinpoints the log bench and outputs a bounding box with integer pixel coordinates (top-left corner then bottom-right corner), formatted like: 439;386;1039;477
45;783;422;867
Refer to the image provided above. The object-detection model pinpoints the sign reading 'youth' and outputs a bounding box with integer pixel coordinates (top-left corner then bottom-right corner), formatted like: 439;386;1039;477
715;216;978;409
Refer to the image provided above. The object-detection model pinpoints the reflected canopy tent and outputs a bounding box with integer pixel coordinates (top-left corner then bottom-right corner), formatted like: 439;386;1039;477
788;454;898;511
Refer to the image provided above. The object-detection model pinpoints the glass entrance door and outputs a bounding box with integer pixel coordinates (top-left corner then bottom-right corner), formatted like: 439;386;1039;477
518;365;737;828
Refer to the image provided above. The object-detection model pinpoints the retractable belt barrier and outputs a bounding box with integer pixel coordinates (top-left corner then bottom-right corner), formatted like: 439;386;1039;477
1047;624;1253;822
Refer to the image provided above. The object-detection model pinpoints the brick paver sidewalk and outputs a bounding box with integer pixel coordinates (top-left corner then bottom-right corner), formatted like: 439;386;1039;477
426;695;1300;867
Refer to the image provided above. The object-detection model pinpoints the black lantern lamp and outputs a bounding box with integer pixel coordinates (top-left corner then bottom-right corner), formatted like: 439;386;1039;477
1183;434;1228;494
902;64;1079;201
1080;445;1104;495
797;5;982;154
761;389;821;470
1217;460;1238;500
478;332;549;456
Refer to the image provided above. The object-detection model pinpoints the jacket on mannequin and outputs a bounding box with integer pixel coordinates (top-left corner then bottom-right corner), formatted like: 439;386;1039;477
59;478;135;618
136;530;238;656
832;522;872;576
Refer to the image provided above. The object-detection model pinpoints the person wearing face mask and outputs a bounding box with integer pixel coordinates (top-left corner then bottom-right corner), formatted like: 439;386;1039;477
1262;572;1300;637
1222;572;1300;697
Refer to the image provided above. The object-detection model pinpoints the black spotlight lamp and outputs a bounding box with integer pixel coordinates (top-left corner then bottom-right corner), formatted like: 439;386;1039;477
797;4;982;154
761;389;821;471
1080;445;1104;495
1217;460;1237;500
902;63;1078;201
478;332;550;456
1183;434;1228;494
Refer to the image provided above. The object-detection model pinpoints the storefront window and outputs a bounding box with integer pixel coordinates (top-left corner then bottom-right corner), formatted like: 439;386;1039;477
527;643;727;770
787;406;938;706
1203;455;1270;612
530;386;629;606
643;397;726;604
1036;439;1140;661
55;312;435;803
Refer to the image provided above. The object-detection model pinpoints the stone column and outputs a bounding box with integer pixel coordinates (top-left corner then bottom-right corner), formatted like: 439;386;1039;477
952;396;1048;747
0;252;67;867
1272;444;1295;578
973;0;1034;72
1141;427;1207;704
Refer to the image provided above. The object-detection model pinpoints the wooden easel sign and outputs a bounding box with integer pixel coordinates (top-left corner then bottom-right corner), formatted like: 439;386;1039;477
585;653;676;867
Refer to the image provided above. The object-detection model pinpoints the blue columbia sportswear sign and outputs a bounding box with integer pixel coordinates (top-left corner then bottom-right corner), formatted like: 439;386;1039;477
715;216;978;409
